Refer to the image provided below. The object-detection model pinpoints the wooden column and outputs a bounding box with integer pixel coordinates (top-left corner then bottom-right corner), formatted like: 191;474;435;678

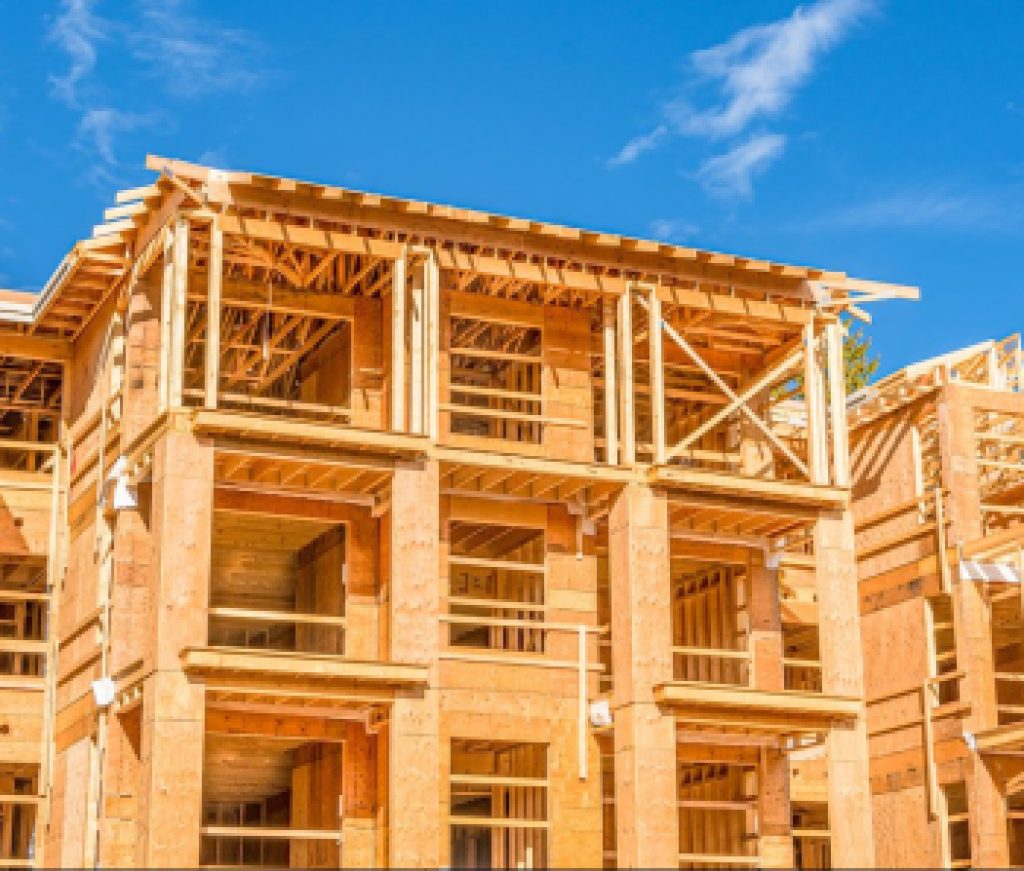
748;552;793;866
608;483;676;867
616;292;636;464
138;424;213;867
387;460;441;867
341;725;378;868
815;509;875;867
749;551;785;692
647;287;666;464
425;253;440;441
825;321;850;486
158;229;173;413
804;322;828;484
603;297;618;465
409;260;425;435
759;747;795;868
168;218;189;409
204;219;222;409
390;251;407;432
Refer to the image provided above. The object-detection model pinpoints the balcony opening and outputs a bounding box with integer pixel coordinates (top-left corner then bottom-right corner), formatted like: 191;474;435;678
792;801;830;869
446;520;545;654
201;734;341;869
784;625;822;693
449;739;548;869
0;557;47;680
927;595;960;705
677;759;759;868
0;356;61;474
941;781;970;869
991;591;1024;725
0;765;38;868
671;561;749;686
185;241;394;427
445;314;544;448
208;512;346;656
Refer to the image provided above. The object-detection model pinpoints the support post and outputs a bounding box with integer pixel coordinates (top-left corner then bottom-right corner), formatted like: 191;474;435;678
804;321;828;484
603;297;619;465
609;483;676;867
390;249;407;432
647;286;665;464
616;291;635;464
426;252;440;441
158;228;173;413
204;219;222;409
387;461;441;867
409;259;424;435
825;320;849;486
168;217;189;408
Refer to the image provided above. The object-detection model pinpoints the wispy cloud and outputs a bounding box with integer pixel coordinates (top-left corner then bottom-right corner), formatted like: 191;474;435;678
649;217;699;243
131;0;266;99
696;132;787;199
825;187;1011;232
609;0;872;196
47;0;107;108
77;107;157;164
670;0;871;140
45;0;266;176
608;124;669;168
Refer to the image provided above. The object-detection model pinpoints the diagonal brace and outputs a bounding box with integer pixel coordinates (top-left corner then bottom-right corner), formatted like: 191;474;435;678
635;293;810;478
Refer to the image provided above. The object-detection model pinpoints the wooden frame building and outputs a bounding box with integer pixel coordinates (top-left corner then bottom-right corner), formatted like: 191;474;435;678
0;155;918;868
851;335;1024;867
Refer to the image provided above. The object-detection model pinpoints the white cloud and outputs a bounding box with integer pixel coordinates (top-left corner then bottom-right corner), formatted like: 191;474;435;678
608;0;871;195
132;0;266;99
76;107;156;165
696;132;787;199
673;0;870;139
649;218;699;243
608;124;669;167
827;188;1007;231
48;0;107;108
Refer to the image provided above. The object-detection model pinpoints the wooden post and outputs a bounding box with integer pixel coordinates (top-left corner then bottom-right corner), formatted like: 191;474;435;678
426;252;440;441
168;217;189;408
158;228;173;413
647;286;666;465
609;484;676;867
825;321;849;486
204;218;222;409
803;322;828;484
409;258;424;435
616;291;635;464
391;250;407;432
603;297;618;465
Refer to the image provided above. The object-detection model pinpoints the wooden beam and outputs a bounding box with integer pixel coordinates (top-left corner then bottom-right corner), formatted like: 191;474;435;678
0;334;70;363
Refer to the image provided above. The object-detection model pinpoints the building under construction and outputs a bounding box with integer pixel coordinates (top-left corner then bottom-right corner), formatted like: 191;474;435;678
4;154;1017;869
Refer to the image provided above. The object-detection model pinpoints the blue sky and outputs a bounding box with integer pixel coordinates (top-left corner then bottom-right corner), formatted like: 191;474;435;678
0;0;1021;374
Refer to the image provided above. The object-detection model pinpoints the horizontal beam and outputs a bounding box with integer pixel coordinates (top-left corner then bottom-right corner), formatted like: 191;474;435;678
0;333;70;362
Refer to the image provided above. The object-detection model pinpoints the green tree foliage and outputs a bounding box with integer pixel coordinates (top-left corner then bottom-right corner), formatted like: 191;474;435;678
842;324;880;394
773;320;880;400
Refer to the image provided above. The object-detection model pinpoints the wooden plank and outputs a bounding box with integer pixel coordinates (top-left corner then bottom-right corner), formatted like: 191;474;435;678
391;248;407;431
